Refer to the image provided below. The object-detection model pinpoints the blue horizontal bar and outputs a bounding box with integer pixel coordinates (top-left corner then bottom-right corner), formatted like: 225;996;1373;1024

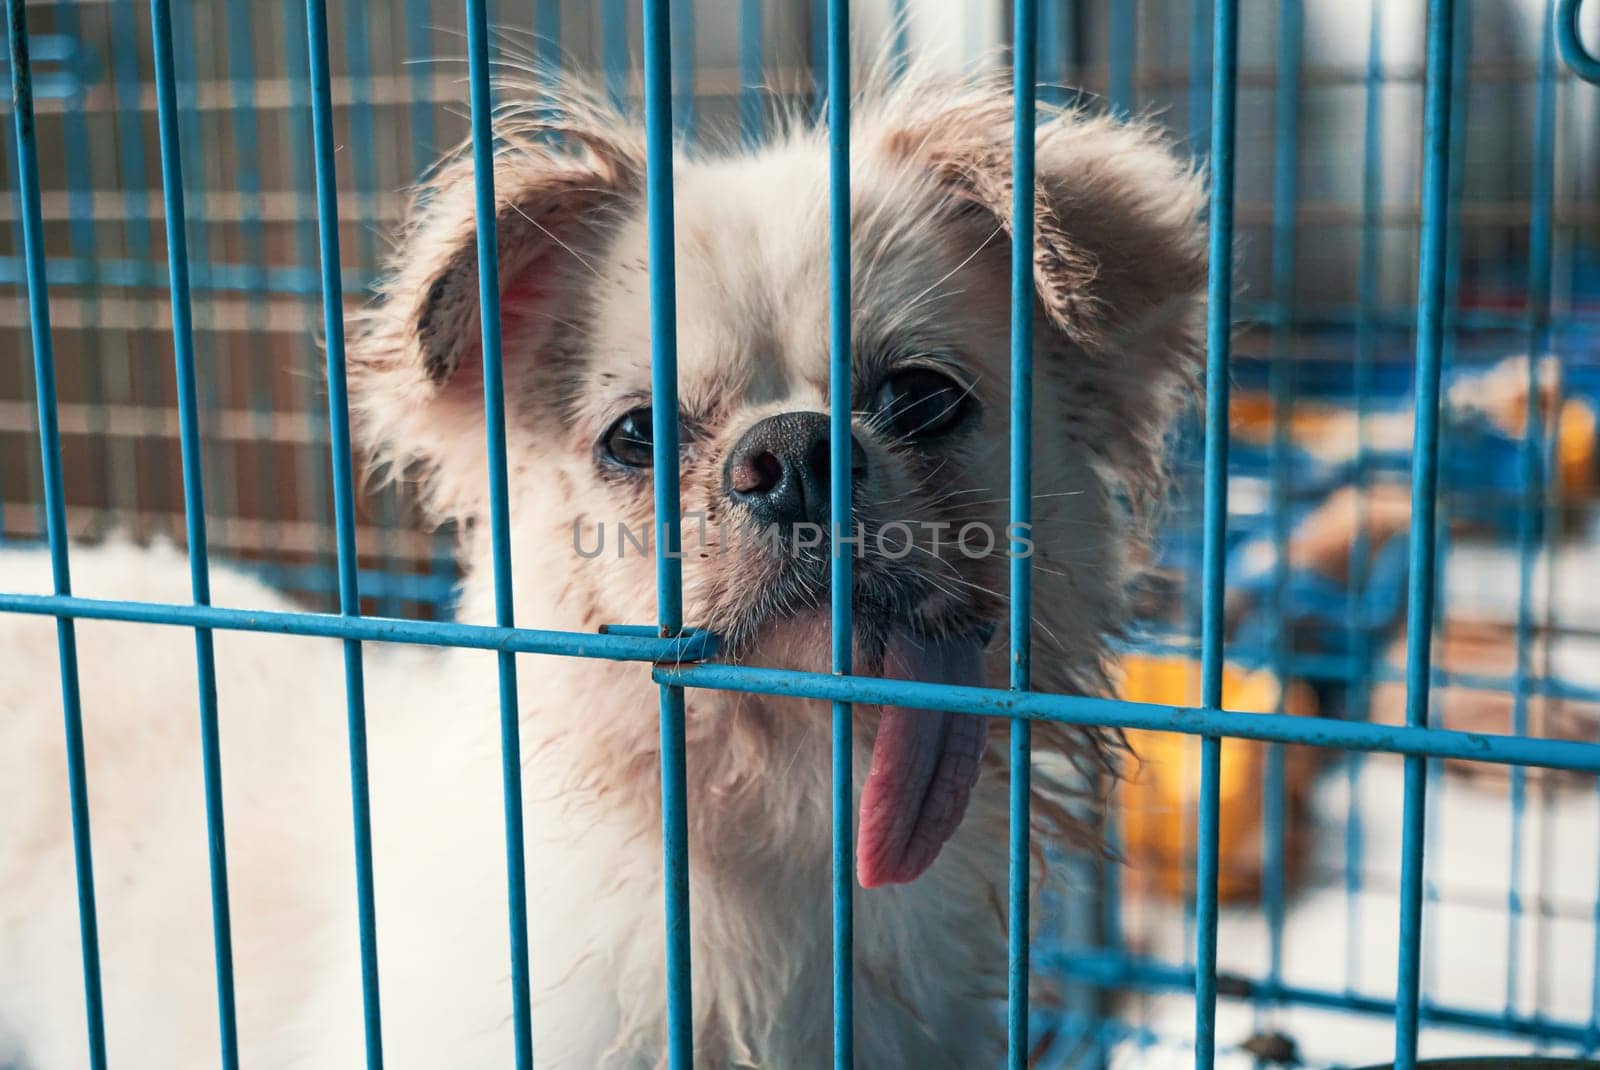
0;33;86;99
1120;633;1600;708
655;662;1600;773
0;31;80;62
1042;949;1600;1048
6;253;1593;339
0;254;370;295
15;568;1600;711
599;623;672;638
0;591;720;662
245;562;457;607
0;541;457;609
1232;300;1600;336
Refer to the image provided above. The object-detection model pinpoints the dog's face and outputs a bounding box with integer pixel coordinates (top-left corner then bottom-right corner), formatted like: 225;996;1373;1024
352;76;1206;885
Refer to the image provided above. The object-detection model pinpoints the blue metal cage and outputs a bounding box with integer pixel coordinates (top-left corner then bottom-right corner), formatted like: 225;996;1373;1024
4;0;1600;1067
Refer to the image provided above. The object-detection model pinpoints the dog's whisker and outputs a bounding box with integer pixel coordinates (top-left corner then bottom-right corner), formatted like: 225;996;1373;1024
505;199;605;281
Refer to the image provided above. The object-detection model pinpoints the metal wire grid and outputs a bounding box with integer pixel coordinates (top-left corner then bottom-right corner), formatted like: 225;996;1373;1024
0;0;474;620
1078;2;1599;1063
0;1;821;621
5;0;1600;1068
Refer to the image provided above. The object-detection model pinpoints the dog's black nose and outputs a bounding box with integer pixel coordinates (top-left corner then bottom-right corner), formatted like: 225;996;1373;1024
724;412;868;529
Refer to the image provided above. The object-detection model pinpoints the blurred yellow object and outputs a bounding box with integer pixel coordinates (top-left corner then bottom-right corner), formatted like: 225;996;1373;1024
1114;654;1319;904
1558;399;1595;495
1487;380;1597;496
1228;393;1353;450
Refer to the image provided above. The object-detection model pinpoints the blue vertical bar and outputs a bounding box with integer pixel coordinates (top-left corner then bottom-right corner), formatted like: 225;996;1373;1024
671;0;694;135
340;0;381;264
109;0;169;519
536;0;562;131
1344;0;1384;994
889;0;909;79
408;0;456;615
149;0;240;1064
5;3;107;1063
221;0;286;575
1141;0;1209;995
739;0;763;143
1591;23;1600;1007
538;0;561;72
48;0;112;534
281;0;339;610
218;0;266;305
1419;26;1471;1001
1108;0;1135;118
602;0;629;108
109;0;153;281
1189;0;1211;156
1039;0;1064;105
173;0;229;532
826;0;853;1065
1194;0;1237;1065
1505;0;1558;1018
407;0;436;175
1177;0;1211;969
1008;4;1037;1067
465;3;536;1066
1594;719;1600;1049
1263;0;1302;998
170;5;209;291
811;0;826;113
1394;0;1456;1065
643;0;694;1064
341;0;403;618
304;0;386;1063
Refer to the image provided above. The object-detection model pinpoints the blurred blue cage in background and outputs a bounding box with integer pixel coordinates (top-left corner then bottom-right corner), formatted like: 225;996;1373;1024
5;0;1600;1066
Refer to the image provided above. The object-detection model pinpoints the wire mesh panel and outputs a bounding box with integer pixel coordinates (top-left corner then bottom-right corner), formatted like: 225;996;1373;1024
4;0;1600;1068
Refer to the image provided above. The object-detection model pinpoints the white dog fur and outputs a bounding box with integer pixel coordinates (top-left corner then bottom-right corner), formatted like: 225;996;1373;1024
1;72;1206;1067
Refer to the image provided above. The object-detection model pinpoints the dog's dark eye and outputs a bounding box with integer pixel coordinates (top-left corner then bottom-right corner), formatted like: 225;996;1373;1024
601;408;654;468
873;368;973;440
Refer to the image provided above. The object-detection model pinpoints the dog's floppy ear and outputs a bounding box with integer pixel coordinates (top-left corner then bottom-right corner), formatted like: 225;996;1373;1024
349;98;644;521
870;78;1209;507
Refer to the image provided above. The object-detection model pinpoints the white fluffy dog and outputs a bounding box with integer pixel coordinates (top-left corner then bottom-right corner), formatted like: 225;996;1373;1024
1;74;1205;1067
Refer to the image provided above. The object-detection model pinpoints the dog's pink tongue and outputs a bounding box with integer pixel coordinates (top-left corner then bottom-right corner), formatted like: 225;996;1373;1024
857;632;989;888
